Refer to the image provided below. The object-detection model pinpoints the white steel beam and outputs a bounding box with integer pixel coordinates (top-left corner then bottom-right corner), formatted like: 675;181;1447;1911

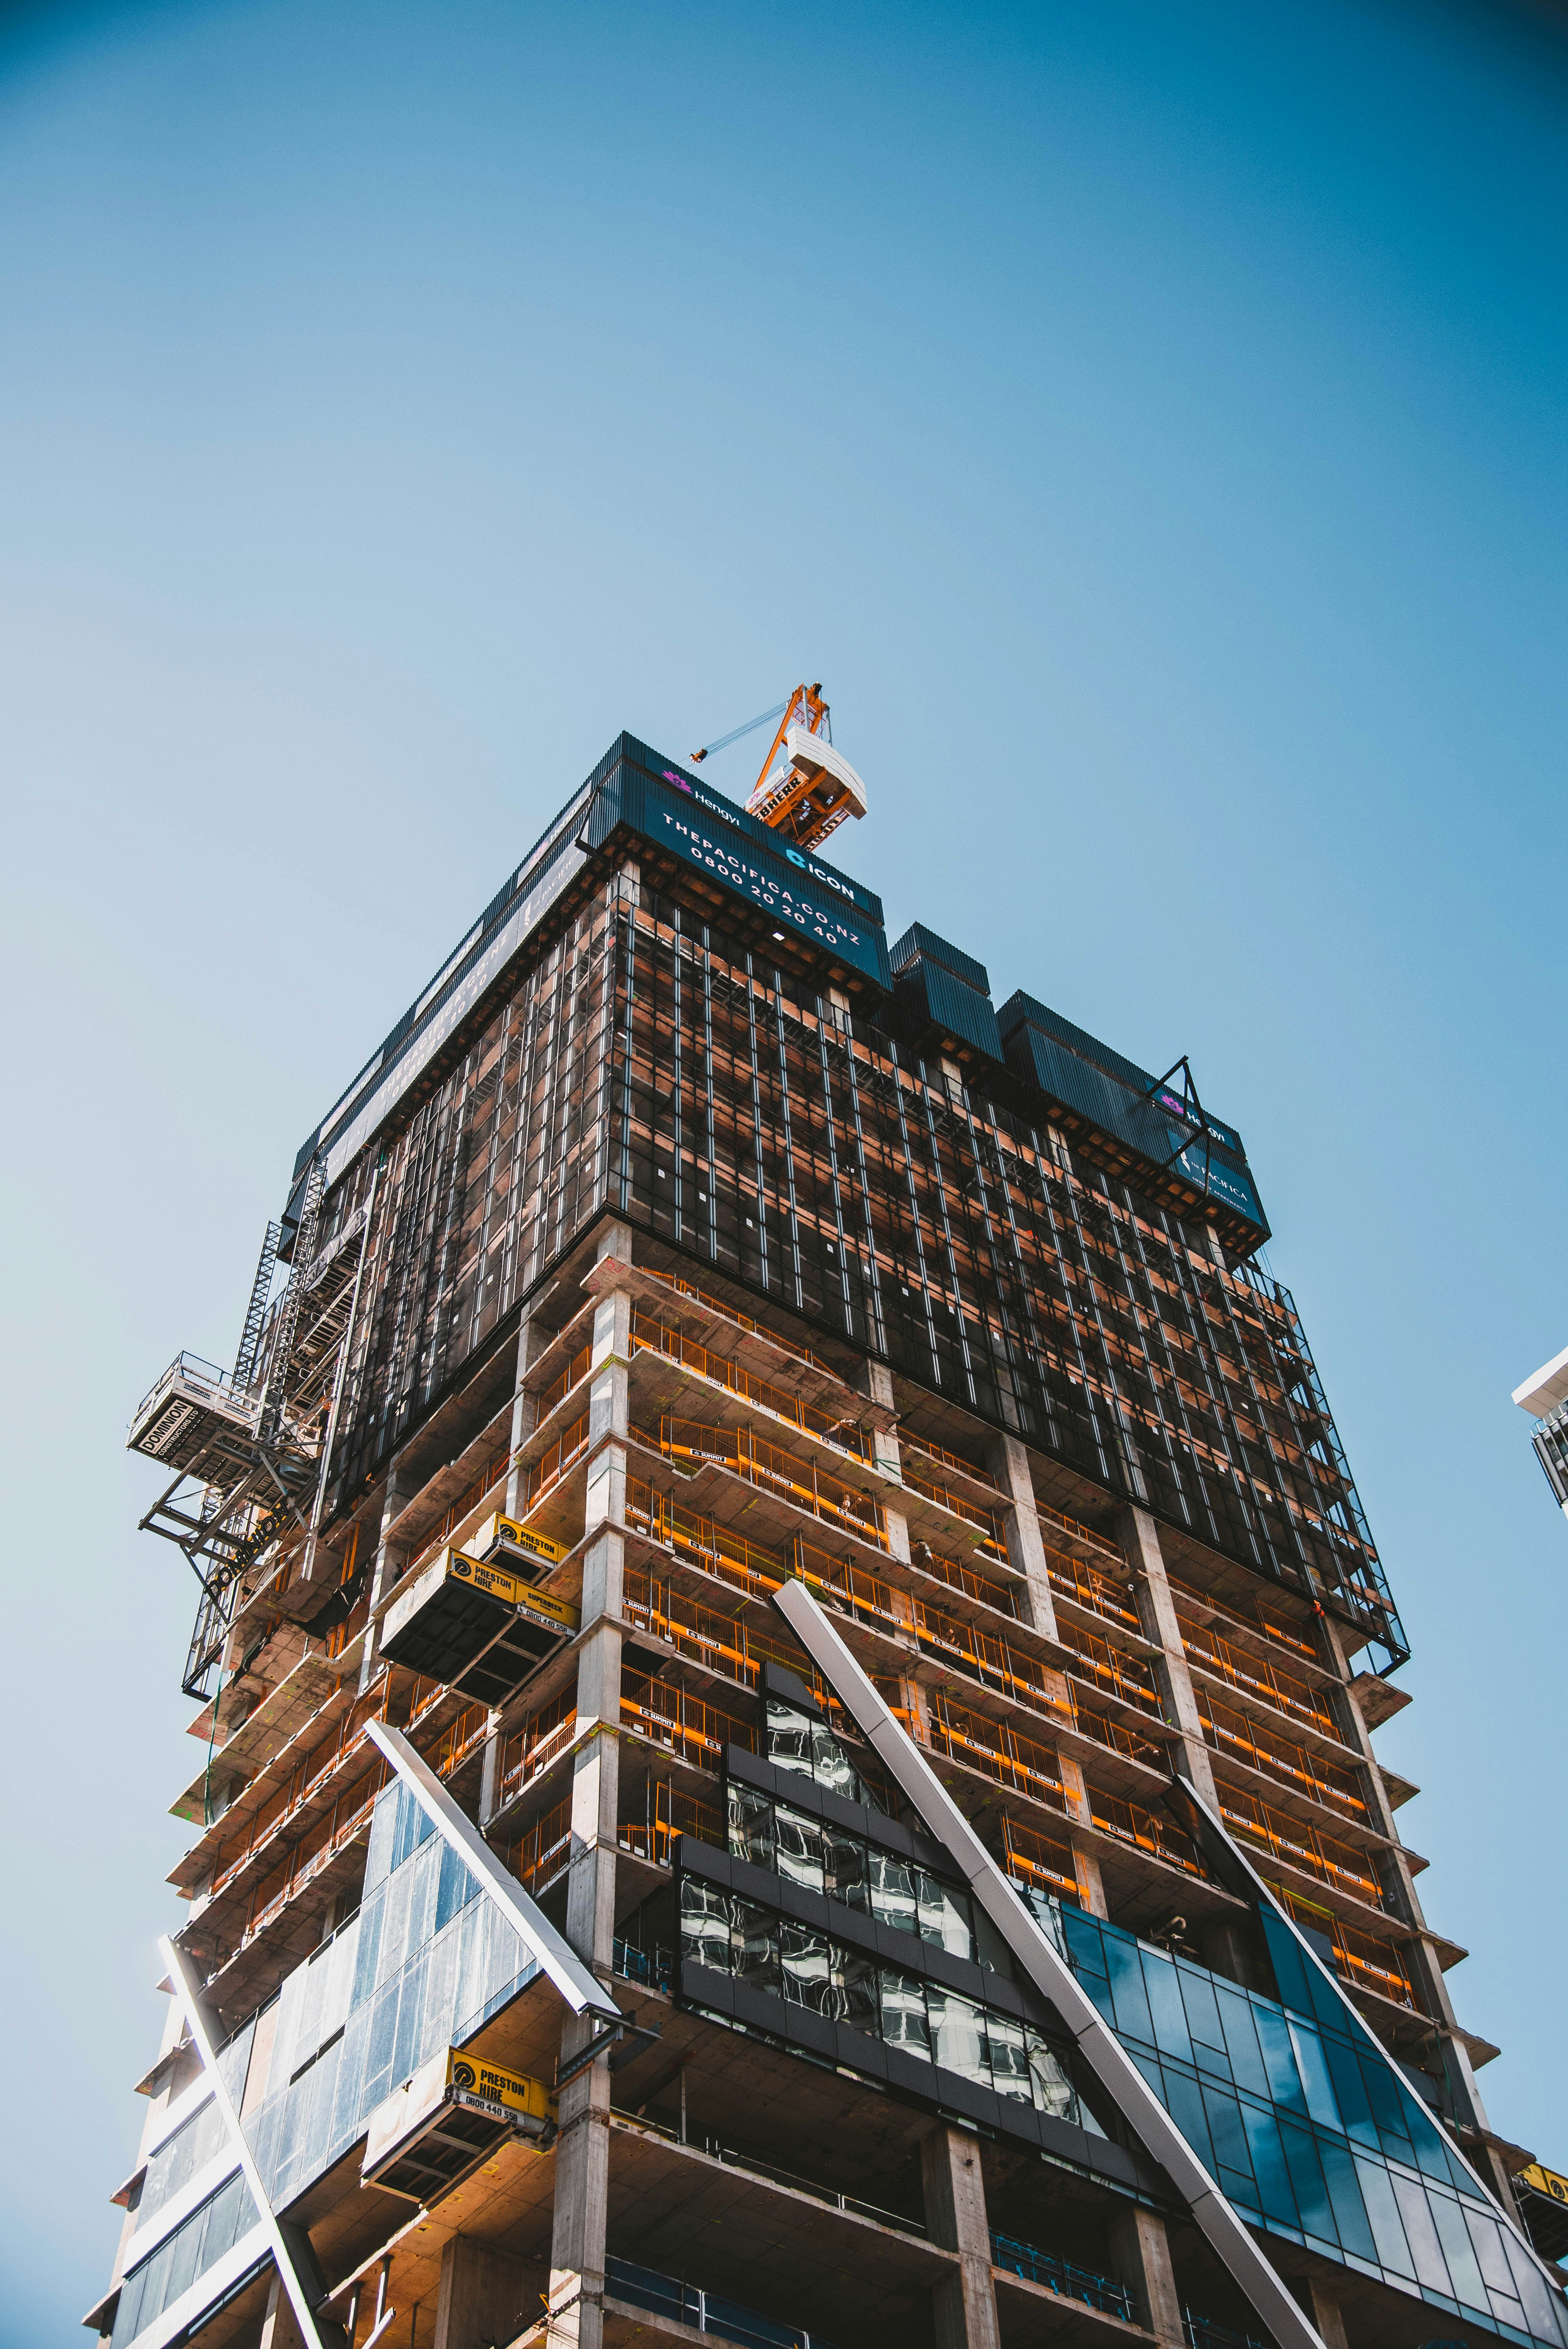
365;1720;618;2020
159;1936;345;2349
772;1577;1326;2349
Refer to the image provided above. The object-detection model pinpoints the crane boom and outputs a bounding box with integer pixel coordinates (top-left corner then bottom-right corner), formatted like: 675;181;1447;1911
690;700;789;764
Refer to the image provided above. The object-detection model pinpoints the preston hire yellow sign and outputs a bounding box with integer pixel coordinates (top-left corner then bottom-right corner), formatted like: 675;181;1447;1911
474;1511;570;1570
445;2051;554;2124
446;1549;578;1629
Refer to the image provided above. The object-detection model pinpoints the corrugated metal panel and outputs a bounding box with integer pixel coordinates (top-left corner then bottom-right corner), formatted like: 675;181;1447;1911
997;990;1155;1098
914;961;1004;1060
890;922;991;995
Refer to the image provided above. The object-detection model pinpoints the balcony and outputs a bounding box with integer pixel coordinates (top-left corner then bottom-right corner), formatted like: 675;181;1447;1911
1197;1690;1368;1826
632;1306;872;1458
643;1415;890;1552
989;2232;1135;2324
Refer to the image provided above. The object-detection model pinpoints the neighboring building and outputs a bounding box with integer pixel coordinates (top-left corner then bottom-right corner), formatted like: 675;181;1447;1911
1513;1346;1568;1525
96;735;1568;2349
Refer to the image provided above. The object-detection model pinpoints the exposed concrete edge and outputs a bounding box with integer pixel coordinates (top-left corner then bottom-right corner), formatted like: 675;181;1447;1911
772;1576;1327;2349
366;1720;618;2021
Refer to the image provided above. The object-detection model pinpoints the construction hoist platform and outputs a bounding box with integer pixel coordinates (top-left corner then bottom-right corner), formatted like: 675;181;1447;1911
691;681;867;853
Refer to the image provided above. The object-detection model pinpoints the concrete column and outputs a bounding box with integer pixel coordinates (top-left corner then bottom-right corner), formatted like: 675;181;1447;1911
546;1225;630;2349
1117;1505;1217;1808
857;1362;913;1570
1303;2273;1349;2349
1052;1749;1109;1918
1068;1834;1109;1918
1107;2202;1183;2347
985;1435;1061;1641
919;2123;1000;2349
358;1467;412;1695
434;2238;532;2349
504;1310;540;1520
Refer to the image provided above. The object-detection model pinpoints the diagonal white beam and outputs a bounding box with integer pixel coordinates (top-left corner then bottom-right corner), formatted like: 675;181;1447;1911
160;1936;345;2349
773;1577;1326;2349
366;1720;618;2020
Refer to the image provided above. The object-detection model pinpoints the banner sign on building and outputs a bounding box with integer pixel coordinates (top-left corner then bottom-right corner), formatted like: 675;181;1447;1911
590;759;891;986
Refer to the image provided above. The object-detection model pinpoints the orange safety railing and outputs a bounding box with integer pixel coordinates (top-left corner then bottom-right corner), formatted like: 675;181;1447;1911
517;1413;590;1513
647;1415;889;1551
623;1570;809;1692
923;1691;1071;1816
638;1264;823;1371
1073;1704;1169;1770
421;1700;490;1784
538;1342;592;1420
627;1477;1089;1750
1180;1617;1342;1742
1087;1788;1206;1878
898;1429;999;1492
631;1308;868;1456
1217;1787;1383;1906
898;1453;1009;1561
506;1796;574;1897
1000;1812;1081;1902
1042;1545;1142;1634
910;1599;1075;1731
619;1665;757;1769
618;1775;725;1868
1270;1883;1419;2012
625;1475;899;1635
911;1545;1018;1617
498;1689;578;1804
236;1756;390;1952
1037;1501;1127;1570
207;1679;402;1898
1196;1689;1367;1820
1170;1574;1319;1665
1053;1615;1163;1716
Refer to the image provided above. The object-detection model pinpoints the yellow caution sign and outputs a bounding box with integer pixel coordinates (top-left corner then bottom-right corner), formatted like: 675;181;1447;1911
1520;2162;1568;2205
446;1549;579;1629
473;1511;569;1570
446;2050;555;2127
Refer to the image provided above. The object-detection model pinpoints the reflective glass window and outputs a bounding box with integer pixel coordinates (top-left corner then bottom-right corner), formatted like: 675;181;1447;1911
680;1877;733;1974
824;1825;869;1911
986;2010;1033;2105
773;1804;828;1896
868;1848;919;1937
727;1783;775;1871
878;1967;931;2059
733;1898;781;1994
829;1943;879;2035
1027;2034;1079;2122
914;1868;971;1957
927;1985;991;2090
780;1922;833;2013
765;1698;816;1782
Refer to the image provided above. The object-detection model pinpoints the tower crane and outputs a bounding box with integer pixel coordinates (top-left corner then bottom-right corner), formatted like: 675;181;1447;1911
691;681;867;854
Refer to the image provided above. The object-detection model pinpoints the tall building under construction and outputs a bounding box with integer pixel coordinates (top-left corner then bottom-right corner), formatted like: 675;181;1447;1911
97;721;1568;2349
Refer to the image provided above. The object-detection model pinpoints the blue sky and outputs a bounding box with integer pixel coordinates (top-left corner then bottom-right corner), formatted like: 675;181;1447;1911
2;0;1566;2336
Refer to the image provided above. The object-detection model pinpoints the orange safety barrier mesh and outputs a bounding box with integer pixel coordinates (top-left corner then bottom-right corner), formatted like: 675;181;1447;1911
1196;1688;1367;1819
1217;1787;1382;1905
